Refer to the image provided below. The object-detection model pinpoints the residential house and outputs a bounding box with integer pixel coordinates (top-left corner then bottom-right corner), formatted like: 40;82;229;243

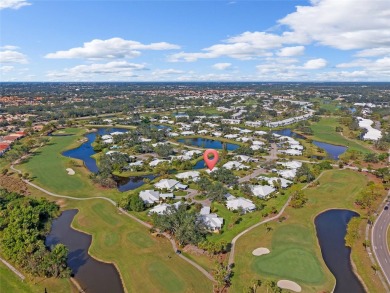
250;185;276;198
226;197;256;213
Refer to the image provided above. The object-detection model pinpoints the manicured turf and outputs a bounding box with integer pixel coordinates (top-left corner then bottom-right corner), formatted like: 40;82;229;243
231;169;368;292
0;260;72;293
60;199;213;293
18;128;121;201
308;118;371;153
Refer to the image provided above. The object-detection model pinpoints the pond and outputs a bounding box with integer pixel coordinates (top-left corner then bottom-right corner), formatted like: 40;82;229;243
45;210;124;293
315;209;365;293
272;129;347;160
193;159;206;170
312;141;348;160
177;137;240;151
62;128;152;192
113;174;156;192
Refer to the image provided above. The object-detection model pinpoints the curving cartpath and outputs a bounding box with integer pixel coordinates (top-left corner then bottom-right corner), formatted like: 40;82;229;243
228;171;326;266
10;163;215;283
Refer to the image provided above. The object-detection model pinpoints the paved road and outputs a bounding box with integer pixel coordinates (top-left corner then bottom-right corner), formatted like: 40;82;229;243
238;168;267;183
372;189;390;285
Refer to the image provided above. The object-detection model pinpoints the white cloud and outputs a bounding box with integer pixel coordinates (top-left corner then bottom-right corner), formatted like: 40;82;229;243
0;0;31;10
212;63;232;70
276;46;305;57
355;48;390;57
0;65;14;72
47;61;147;80
0;45;20;50
169;31;283;62
0;49;28;64
152;69;184;76
279;0;390;50
45;37;180;60
302;58;327;69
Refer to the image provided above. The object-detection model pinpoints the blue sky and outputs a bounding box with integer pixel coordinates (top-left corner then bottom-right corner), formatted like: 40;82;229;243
1;0;390;81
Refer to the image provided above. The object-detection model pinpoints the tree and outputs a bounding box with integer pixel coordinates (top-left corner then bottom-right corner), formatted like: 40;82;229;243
129;195;145;212
154;144;174;158
290;186;308;208
210;167;238;186
0;189;70;278
296;163;315;182
152;205;207;246
213;261;231;292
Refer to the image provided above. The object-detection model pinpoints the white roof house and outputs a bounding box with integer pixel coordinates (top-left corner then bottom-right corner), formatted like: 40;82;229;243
199;206;223;231
175;171;200;181
277;169;297;179
102;135;112;140
139;190;160;204
110;131;125;136
200;206;211;215
205;167;219;173
254;130;267;136
154;179;179;190
148;202;182;215
181;131;195;136
250;185;276;198
252;140;265;146
149;159;169;167
226;197;256;213
233;155;259;163
278;161;302;169
168;132;179;137
279;149;302;156
202;213;224;231
225;134;239;139
223;161;249;170
154;179;188;190
257;176;292;188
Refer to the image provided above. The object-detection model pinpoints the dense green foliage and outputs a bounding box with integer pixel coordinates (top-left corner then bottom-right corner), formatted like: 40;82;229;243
0;189;70;278
151;204;207;246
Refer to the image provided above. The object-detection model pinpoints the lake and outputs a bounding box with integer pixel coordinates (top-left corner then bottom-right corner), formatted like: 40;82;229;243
62;128;153;192
272;129;347;160
45;210;124;293
177;137;240;151
315;209;365;293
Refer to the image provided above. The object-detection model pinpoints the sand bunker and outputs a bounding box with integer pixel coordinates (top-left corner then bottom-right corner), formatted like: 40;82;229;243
277;280;302;292
252;247;270;256
66;168;75;175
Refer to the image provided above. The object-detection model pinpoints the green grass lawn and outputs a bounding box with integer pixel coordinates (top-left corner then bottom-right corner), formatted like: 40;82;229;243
307;118;371;153
208;193;290;243
231;169;368;292
45;198;212;293
0;260;73;293
18;128;122;201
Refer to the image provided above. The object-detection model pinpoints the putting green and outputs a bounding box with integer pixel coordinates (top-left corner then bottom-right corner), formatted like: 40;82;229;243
252;224;325;284
252;247;324;283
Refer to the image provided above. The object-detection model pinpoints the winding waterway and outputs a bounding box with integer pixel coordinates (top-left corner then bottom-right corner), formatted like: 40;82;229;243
177;137;240;151
45;210;124;293
62;128;155;192
315;209;365;293
272;128;347;159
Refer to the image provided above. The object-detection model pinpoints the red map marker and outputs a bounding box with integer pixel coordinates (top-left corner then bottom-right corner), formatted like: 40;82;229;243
203;149;219;170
